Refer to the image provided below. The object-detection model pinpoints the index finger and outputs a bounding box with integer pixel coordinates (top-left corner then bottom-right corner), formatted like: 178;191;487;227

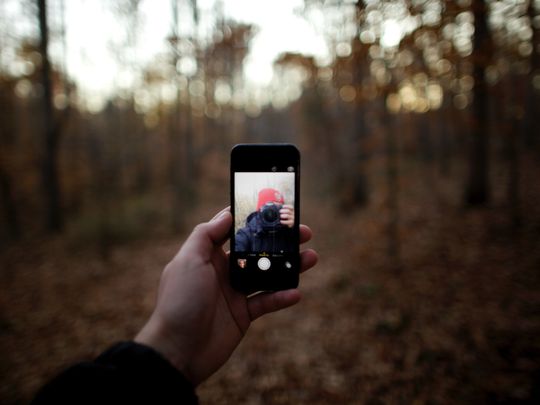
300;224;312;244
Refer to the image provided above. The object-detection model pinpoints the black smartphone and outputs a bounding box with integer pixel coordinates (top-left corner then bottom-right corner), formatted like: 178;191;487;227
230;144;300;295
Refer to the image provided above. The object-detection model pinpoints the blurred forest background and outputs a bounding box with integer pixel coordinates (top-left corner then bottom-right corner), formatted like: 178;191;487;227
1;0;540;403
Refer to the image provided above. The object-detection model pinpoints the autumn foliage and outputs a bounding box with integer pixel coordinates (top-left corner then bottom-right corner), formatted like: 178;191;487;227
1;0;540;403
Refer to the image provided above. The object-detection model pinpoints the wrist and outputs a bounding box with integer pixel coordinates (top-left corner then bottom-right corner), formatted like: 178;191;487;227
134;317;195;384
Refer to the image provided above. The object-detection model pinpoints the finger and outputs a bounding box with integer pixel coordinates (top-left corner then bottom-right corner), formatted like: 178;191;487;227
179;209;232;261
205;209;232;245
210;206;231;222
247;289;301;321
300;248;318;273
299;225;312;244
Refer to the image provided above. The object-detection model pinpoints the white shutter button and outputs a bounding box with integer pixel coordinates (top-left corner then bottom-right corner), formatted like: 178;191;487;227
257;257;271;271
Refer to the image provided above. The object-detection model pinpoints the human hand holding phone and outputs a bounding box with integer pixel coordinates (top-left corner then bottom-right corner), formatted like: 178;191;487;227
135;207;318;386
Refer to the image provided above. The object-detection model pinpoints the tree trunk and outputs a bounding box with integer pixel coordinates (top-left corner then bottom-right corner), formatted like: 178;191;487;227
505;73;522;228
38;0;63;231
385;107;400;267
525;1;539;148
0;163;20;241
168;0;184;231
464;0;492;206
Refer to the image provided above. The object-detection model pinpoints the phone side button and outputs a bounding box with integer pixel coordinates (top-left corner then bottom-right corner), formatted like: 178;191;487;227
257;257;271;271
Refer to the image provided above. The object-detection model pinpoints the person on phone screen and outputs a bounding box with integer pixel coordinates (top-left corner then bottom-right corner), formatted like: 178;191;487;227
235;188;295;253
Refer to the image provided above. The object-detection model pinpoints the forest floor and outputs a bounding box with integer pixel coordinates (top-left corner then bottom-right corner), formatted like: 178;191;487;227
1;157;540;404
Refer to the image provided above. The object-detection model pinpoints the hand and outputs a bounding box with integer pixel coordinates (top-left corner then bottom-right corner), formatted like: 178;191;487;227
135;207;318;386
279;204;294;228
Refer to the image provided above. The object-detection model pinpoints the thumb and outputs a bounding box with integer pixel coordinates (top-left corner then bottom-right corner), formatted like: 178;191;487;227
178;209;232;262
206;208;232;245
247;289;301;321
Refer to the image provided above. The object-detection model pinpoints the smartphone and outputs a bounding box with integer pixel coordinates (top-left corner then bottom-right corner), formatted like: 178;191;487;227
230;144;300;295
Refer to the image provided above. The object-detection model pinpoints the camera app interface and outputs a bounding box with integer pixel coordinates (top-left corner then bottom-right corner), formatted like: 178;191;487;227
234;171;296;263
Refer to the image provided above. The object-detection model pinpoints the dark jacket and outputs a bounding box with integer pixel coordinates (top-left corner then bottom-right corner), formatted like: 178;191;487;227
235;211;295;253
32;342;198;404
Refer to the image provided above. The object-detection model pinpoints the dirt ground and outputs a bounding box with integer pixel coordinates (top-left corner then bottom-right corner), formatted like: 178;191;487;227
1;161;540;404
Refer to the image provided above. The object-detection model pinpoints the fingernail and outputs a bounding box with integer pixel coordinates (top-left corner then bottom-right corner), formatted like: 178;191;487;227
210;210;229;222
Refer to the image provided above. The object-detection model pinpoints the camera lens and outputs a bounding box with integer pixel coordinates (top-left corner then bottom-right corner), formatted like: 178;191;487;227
262;207;278;222
260;203;282;229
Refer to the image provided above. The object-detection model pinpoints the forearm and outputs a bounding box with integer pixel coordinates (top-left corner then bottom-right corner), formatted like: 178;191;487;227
32;342;198;404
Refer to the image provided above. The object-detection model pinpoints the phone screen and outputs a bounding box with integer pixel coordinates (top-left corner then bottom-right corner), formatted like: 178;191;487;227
230;144;300;294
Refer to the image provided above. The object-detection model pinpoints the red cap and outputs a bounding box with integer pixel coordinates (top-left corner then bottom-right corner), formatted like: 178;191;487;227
257;188;284;210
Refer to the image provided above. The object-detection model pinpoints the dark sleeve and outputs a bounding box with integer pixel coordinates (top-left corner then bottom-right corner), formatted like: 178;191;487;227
32;341;198;405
